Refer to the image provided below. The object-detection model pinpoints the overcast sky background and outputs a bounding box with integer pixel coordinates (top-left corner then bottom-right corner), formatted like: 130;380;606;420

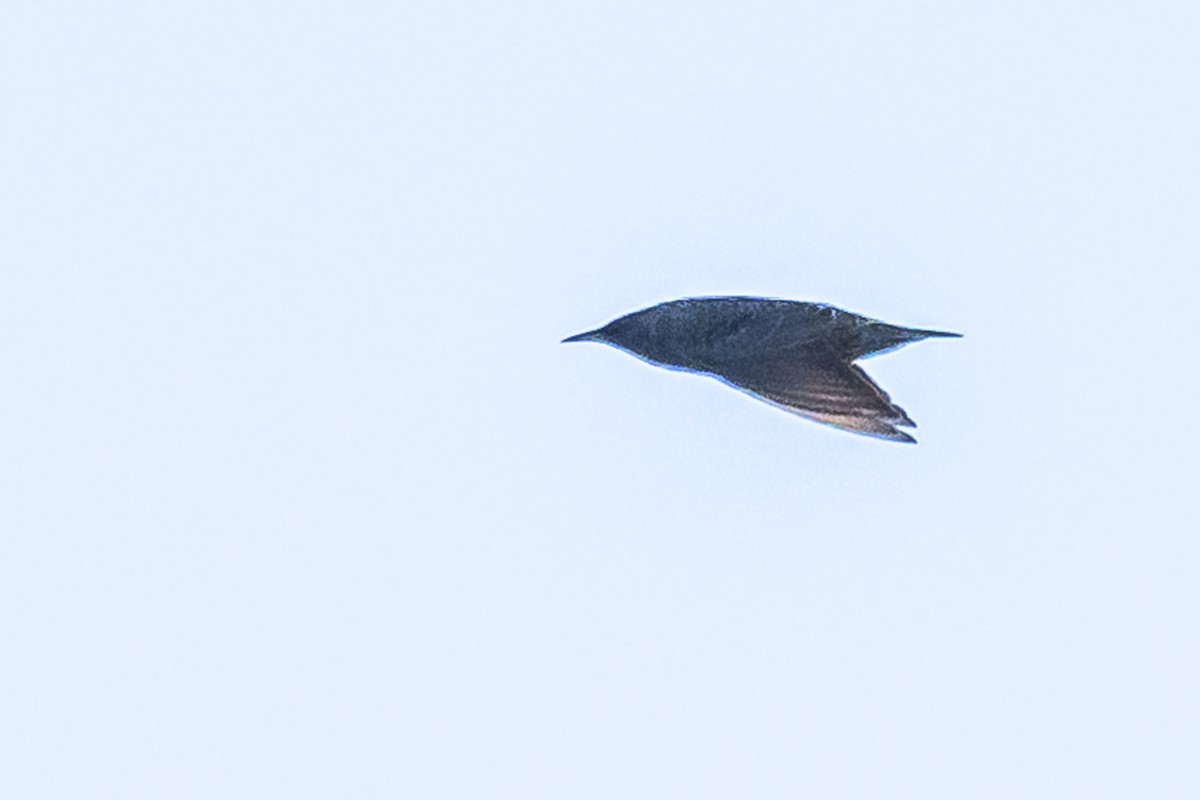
3;1;1199;797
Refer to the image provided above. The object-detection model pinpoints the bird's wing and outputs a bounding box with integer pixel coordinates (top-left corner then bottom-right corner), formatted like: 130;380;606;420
720;351;917;443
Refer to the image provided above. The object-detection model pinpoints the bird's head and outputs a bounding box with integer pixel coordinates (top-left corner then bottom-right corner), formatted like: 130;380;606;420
561;304;680;366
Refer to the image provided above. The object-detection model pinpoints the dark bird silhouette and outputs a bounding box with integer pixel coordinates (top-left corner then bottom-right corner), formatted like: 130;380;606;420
562;296;960;443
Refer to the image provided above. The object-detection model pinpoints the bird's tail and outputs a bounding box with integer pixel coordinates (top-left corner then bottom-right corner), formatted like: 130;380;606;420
909;328;963;339
855;324;961;358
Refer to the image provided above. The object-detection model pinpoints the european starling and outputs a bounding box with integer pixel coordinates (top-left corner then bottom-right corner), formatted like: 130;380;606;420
562;296;960;443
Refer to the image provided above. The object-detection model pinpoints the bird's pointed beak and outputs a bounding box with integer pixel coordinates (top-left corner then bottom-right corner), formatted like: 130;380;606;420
562;329;602;344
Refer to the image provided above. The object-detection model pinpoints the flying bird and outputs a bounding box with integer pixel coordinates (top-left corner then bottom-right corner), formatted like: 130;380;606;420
562;296;960;443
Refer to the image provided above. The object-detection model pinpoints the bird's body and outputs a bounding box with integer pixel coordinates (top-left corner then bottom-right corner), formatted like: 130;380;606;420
563;296;960;443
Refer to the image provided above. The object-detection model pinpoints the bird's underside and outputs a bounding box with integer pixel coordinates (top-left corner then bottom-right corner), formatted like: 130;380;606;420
707;349;918;443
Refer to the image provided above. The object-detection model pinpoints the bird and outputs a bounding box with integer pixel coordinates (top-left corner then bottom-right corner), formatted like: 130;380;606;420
562;296;960;443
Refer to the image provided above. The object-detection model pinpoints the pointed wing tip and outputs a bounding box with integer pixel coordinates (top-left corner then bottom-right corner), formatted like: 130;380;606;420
861;421;917;443
823;417;917;443
763;404;919;444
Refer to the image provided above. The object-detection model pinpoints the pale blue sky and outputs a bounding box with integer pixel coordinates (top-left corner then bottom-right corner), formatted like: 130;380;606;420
2;1;1198;797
